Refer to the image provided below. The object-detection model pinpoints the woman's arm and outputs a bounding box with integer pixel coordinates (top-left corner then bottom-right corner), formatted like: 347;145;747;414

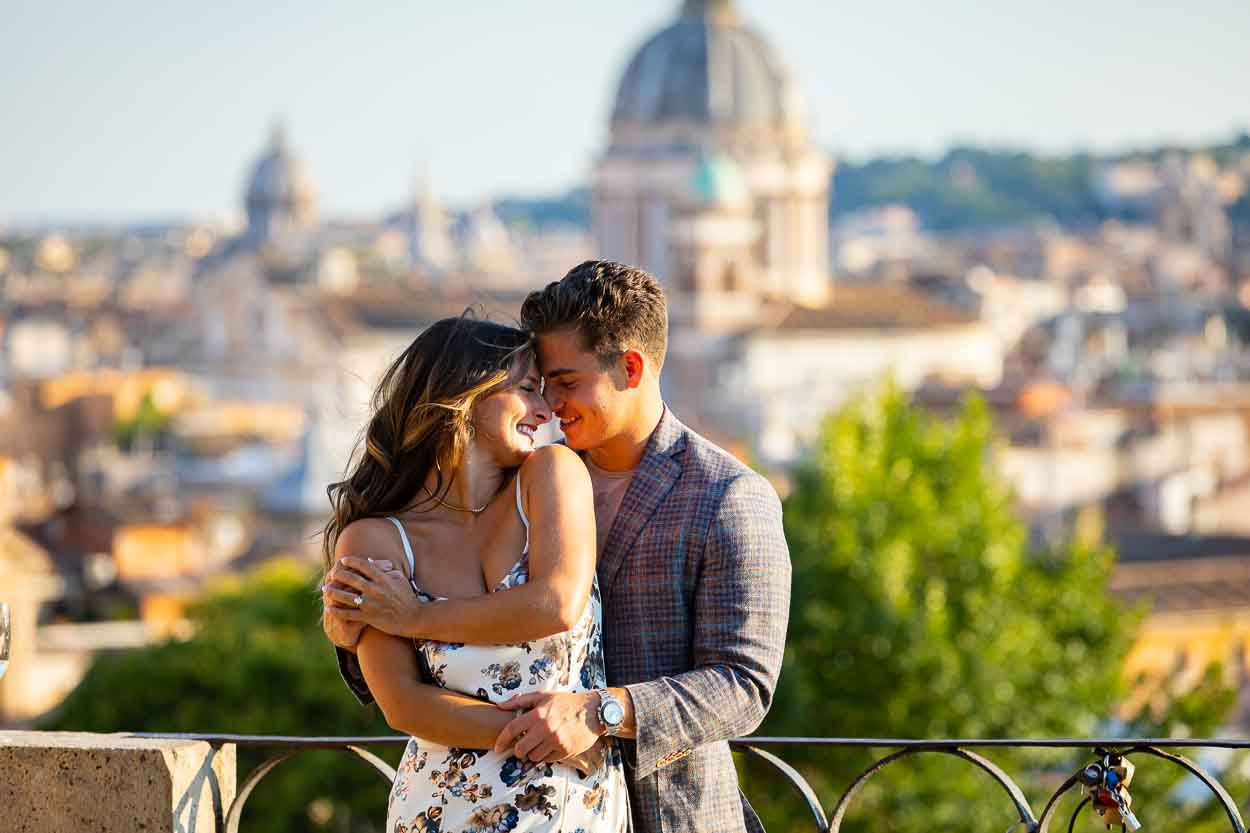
382;444;597;645
332;520;511;747
359;629;607;772
356;627;513;747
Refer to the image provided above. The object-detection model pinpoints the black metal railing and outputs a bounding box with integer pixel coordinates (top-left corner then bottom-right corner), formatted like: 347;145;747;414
130;733;1250;833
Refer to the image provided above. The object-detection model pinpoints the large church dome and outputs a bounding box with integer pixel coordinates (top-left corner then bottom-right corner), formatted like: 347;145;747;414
593;0;831;314
610;0;805;129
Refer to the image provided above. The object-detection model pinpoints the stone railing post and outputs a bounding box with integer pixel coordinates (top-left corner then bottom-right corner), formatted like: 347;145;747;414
0;731;236;833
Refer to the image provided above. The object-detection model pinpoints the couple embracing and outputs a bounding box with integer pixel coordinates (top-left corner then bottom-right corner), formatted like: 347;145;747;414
321;260;791;833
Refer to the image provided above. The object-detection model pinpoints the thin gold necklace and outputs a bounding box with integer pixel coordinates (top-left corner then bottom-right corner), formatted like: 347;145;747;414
422;485;489;514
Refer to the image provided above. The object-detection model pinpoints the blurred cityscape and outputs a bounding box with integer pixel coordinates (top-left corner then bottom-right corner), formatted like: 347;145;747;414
4;0;1250;731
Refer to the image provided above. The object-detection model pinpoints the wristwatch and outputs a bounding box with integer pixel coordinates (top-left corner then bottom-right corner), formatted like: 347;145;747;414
595;688;625;737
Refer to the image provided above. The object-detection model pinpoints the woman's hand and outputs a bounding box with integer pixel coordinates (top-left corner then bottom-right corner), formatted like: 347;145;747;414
322;604;367;650
563;738;608;777
324;557;425;639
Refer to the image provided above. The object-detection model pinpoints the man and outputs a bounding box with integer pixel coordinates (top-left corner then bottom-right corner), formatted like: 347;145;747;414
324;260;791;833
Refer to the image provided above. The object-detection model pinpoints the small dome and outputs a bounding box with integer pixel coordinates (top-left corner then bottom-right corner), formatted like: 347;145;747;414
244;124;315;242
245;125;315;217
611;0;803;128
689;153;749;208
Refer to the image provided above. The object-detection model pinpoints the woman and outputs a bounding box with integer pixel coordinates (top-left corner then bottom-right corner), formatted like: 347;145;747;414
322;315;627;833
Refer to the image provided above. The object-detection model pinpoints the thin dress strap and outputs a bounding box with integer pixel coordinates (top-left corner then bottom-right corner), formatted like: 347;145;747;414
384;516;424;595
515;473;530;554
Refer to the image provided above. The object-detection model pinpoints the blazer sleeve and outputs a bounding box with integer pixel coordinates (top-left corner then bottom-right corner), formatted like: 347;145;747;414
336;645;376;706
623;471;792;779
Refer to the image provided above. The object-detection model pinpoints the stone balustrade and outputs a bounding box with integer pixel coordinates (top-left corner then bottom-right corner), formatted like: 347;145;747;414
0;731;235;833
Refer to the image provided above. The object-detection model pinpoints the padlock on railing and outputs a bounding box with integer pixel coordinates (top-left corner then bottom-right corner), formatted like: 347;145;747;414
1077;750;1142;832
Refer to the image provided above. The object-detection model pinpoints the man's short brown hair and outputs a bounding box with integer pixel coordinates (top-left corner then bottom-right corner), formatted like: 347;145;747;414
520;260;668;372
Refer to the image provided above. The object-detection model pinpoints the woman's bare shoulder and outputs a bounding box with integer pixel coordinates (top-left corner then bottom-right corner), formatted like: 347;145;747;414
335;517;413;577
521;443;586;474
520;444;591;490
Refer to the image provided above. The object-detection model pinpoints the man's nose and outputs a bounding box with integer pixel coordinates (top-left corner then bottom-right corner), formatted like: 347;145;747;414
543;388;562;412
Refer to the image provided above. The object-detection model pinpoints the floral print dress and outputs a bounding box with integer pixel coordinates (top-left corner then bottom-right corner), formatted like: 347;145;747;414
383;477;628;833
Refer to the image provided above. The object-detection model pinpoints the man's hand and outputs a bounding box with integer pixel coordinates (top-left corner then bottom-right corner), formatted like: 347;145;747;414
322;557;420;638
493;691;601;762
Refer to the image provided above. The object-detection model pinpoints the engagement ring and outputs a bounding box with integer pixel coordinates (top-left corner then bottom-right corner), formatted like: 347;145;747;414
353;595;364;607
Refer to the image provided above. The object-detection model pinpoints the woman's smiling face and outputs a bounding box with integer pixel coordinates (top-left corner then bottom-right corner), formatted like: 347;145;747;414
472;358;550;467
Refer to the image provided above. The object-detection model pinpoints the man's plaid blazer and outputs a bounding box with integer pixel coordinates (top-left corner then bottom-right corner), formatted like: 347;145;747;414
603;409;790;833
334;408;791;833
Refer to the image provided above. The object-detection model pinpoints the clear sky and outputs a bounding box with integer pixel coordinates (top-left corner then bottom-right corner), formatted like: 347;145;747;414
3;0;1248;225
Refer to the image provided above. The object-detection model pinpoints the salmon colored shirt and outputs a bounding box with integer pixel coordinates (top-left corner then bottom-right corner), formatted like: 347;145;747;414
583;454;636;557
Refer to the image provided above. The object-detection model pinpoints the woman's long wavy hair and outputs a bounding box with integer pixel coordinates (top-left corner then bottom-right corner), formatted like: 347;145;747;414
322;313;534;572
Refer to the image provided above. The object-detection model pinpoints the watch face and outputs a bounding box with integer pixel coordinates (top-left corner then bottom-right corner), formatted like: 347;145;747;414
603;701;625;725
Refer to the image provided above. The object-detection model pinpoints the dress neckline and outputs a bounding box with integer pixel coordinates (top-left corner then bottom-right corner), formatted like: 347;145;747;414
410;552;529;603
386;473;530;601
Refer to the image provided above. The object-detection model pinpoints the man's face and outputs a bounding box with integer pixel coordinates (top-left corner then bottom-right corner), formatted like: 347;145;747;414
535;328;626;451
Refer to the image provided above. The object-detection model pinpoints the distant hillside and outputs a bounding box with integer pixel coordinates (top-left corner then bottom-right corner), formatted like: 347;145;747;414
493;187;590;231
833;148;1103;231
833;134;1250;232
492;134;1250;234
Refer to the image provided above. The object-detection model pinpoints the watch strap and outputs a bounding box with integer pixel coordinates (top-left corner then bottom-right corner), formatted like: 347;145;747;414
596;688;624;736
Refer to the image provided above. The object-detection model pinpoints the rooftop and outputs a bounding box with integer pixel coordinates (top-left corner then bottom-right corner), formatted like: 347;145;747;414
762;283;977;333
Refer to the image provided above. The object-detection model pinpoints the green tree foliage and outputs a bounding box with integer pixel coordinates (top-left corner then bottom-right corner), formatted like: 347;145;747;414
42;559;396;833
750;382;1236;833
113;390;173;451
833;149;1104;231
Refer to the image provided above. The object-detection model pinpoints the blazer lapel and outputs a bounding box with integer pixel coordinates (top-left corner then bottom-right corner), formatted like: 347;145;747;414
597;408;686;600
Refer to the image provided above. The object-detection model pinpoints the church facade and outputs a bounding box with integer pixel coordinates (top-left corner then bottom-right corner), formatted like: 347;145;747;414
592;0;832;332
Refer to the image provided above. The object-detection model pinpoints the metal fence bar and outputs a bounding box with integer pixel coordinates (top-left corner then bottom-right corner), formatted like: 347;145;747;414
826;746;1037;833
733;742;831;832
130;732;1250;749
122;734;1250;833
1127;746;1246;833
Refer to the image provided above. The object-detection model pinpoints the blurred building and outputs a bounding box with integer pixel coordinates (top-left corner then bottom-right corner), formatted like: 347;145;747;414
671;283;1004;460
1000;404;1250;535
460;205;521;277
1094;153;1243;266
1111;535;1250;725
0;526;66;723
404;178;455;276
243;124;316;248
832;205;939;279
594;0;832;321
